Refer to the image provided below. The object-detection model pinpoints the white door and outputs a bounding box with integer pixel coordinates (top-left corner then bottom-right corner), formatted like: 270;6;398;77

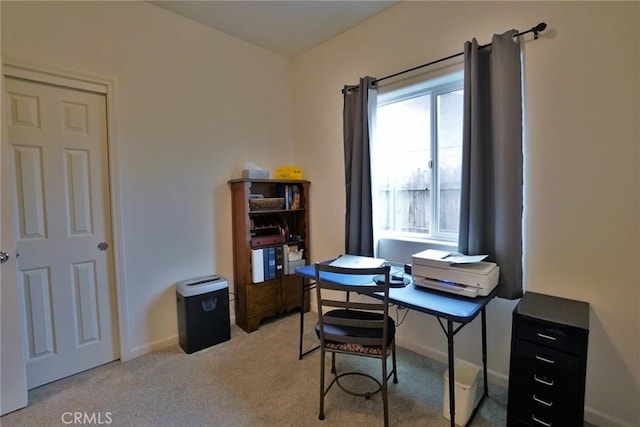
0;78;28;415
4;76;118;389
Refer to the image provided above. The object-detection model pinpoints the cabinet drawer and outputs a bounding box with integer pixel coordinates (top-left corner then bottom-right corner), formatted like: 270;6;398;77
511;339;580;395
509;377;578;413
515;316;587;355
509;392;580;427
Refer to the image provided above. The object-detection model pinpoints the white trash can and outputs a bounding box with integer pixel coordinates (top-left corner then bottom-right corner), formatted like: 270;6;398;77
443;361;479;426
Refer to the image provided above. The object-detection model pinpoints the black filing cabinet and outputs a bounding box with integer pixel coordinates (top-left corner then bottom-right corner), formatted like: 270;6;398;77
507;292;589;426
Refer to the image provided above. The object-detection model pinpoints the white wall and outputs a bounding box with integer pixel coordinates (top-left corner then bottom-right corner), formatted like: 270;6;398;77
2;1;295;357
293;2;639;426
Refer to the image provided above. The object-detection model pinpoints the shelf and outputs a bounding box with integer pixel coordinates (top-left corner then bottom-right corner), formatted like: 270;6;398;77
228;178;310;184
249;208;305;215
229;178;311;333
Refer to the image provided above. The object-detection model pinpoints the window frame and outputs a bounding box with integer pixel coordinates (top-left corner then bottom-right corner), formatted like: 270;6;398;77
374;71;464;244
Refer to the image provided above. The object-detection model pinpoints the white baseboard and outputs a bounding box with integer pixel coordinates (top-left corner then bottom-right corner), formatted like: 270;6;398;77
125;334;179;360
583;406;635;427
121;314;237;361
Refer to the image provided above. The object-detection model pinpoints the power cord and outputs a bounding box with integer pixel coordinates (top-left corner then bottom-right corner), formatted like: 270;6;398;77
393;304;410;327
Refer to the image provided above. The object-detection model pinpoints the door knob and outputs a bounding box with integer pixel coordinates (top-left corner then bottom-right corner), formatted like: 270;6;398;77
98;242;108;251
0;251;9;264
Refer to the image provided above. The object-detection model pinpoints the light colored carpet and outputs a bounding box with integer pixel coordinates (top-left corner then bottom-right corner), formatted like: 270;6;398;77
1;312;509;426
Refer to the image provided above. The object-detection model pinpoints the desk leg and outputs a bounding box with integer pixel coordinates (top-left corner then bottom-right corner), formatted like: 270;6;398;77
447;320;456;427
298;277;305;360
298;277;319;360
481;307;488;396
465;308;489;426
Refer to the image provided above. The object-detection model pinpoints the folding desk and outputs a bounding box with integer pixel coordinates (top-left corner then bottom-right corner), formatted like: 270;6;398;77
296;262;499;427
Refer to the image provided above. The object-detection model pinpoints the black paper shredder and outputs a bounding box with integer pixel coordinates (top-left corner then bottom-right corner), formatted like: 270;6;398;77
176;275;230;354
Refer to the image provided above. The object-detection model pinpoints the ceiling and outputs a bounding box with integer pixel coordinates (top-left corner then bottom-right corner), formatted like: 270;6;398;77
148;1;398;58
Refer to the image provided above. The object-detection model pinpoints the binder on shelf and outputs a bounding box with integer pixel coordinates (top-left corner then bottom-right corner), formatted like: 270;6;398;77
251;249;264;283
283;245;289;275
275;246;284;274
265;247;277;280
263;248;269;280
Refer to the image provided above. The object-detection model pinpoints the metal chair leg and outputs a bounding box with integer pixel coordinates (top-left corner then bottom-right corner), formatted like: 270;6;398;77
392;342;398;384
319;348;325;421
382;358;389;427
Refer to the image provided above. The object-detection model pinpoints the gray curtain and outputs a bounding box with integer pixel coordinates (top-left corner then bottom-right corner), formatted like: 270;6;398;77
343;76;378;256
458;30;523;299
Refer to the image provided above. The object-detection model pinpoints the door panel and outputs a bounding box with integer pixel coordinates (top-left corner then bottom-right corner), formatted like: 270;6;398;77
6;77;118;389
72;261;101;344
13;145;46;238
22;267;55;357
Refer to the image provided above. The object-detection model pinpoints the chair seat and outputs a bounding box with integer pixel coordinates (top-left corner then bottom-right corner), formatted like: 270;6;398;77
315;309;396;355
324;340;392;356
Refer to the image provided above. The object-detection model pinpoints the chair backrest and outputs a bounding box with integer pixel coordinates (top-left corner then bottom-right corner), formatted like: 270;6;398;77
314;262;392;350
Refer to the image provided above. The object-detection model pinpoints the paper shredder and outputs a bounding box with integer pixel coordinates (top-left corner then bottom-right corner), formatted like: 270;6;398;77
176;275;230;354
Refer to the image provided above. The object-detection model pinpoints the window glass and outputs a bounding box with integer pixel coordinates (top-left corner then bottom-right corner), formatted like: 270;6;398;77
436;89;463;235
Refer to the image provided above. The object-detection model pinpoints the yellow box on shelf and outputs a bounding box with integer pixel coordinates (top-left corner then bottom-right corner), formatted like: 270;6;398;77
275;166;303;180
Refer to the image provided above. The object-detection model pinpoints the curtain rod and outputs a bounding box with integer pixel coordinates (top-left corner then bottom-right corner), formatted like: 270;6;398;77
343;22;547;93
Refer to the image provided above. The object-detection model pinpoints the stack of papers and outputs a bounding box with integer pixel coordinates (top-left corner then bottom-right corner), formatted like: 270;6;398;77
412;249;487;267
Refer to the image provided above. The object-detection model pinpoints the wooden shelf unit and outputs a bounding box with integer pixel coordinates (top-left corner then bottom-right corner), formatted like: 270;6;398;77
228;178;311;333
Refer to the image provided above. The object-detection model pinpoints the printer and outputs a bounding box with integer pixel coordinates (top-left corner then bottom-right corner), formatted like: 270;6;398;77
411;249;499;297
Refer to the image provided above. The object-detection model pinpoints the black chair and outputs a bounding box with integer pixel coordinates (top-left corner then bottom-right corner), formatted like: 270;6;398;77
314;262;398;426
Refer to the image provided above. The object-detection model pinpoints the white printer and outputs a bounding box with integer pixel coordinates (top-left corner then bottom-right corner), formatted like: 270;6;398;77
411;249;499;297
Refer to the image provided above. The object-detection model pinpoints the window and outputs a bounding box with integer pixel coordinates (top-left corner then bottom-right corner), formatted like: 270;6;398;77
372;72;463;242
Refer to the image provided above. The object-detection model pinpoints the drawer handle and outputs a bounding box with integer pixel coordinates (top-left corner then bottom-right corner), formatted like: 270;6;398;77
534;374;554;386
532;415;552;426
535;354;556;364
533;394;554;407
537;332;557;341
